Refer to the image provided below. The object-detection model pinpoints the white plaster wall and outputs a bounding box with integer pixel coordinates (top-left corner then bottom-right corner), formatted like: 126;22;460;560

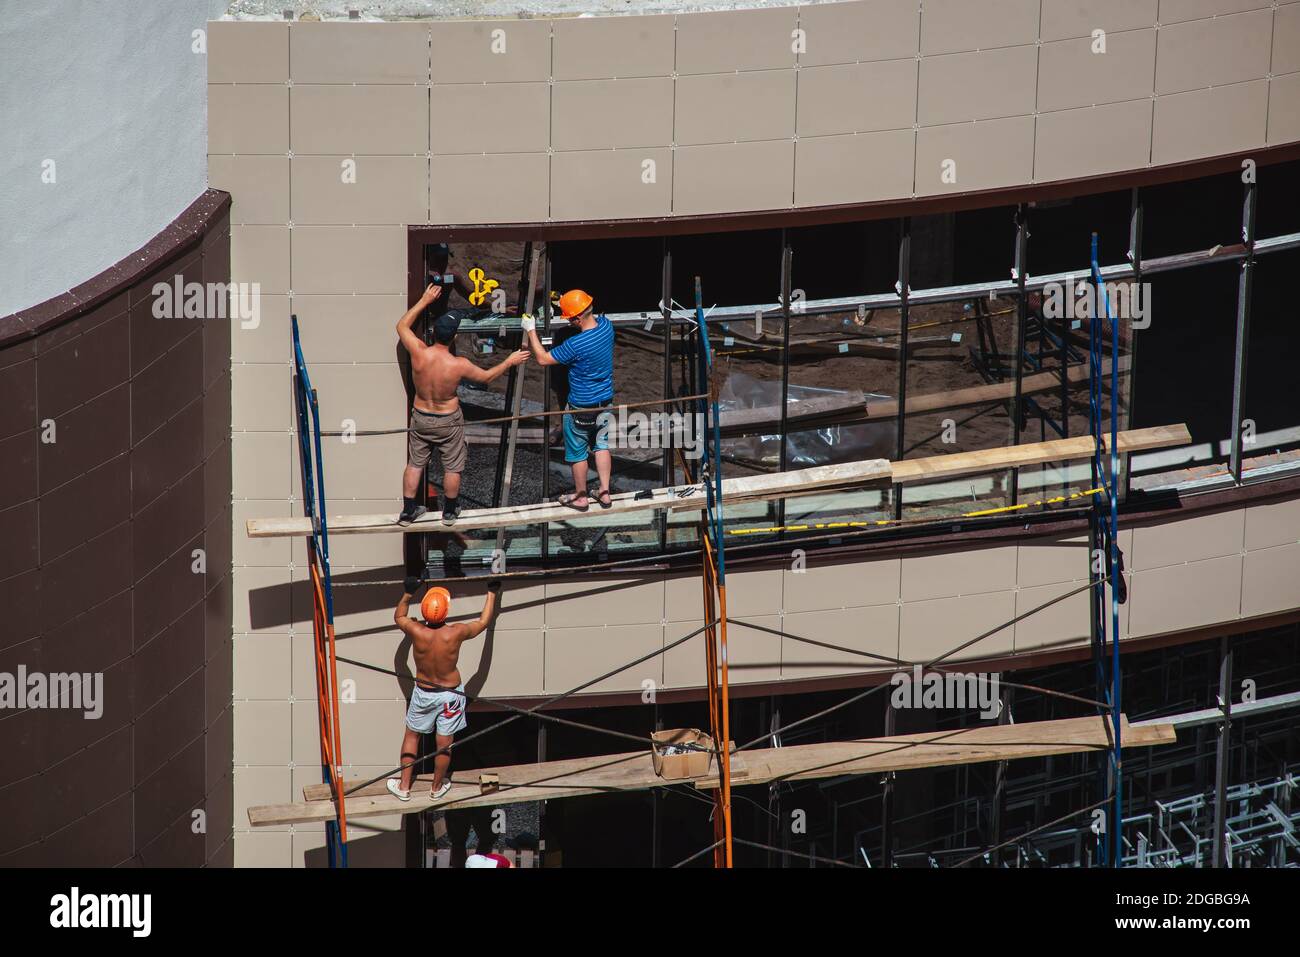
0;0;230;316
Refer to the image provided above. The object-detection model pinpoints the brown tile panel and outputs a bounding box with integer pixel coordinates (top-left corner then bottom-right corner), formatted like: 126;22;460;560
37;382;130;496
38;726;133;847
134;603;206;719
132;328;204;444
130;396;204;513
38;521;131;638
133;534;206;650
203;770;234;861
38;452;130;566
133;465;205;582
36;310;130;421
0;356;37;442
0;432;38;511
133;671;206;785
42;590;133;679
0;570;41;652
134;737;207;861
0;794;134;867
0;501;38;581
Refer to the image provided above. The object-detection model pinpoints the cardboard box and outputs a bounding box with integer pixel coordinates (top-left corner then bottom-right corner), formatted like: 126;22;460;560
651;728;714;780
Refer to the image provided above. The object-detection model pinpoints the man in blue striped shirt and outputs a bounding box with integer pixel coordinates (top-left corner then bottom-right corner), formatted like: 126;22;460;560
522;289;615;511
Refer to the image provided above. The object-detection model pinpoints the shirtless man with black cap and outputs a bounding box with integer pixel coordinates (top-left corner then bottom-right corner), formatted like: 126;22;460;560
397;284;529;525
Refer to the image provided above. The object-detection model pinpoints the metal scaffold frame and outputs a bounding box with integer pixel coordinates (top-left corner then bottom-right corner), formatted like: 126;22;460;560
291;315;350;868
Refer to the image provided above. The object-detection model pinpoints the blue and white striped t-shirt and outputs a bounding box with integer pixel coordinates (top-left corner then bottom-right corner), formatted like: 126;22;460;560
550;314;615;407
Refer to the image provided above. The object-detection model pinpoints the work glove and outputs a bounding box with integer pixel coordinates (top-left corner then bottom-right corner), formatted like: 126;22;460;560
487;580;503;594
519;314;536;333
403;575;421;595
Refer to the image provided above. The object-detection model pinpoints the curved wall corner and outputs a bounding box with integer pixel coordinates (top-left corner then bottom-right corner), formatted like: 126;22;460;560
0;0;230;315
0;189;234;867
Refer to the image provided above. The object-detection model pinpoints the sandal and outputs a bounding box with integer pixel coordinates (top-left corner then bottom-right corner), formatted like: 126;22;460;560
596;489;613;509
557;491;589;512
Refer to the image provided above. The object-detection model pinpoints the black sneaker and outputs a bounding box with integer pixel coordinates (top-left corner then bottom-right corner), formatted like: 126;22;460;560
397;504;427;526
441;502;459;526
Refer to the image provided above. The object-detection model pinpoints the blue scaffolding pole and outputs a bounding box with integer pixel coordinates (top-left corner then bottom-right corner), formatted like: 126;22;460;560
1087;235;1123;868
290;315;350;868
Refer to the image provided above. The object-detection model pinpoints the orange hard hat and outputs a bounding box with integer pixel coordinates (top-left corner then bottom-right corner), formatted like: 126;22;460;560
557;289;593;319
420;587;451;624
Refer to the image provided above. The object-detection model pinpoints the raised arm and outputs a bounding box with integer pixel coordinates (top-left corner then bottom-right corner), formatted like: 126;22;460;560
458;349;529;386
459;582;501;641
394;579;421;638
397;284;442;356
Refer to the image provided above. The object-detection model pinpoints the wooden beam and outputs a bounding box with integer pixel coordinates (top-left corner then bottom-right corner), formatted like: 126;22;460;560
249;715;1173;827
891;423;1190;484
245;458;892;539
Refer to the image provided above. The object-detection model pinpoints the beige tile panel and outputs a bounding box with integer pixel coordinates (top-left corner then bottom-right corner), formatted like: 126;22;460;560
544;623;665;695
234;700;292;765
232;362;294;431
796;0;921;66
230;225;290;293
1038;0;1158;41
233;566;293;636
231;293;292;364
1243;495;1300;550
914;115;1036;195
796;59;918;137
429;153;549;224
289;22;430;83
1158;0;1272;25
552;78;674;151
1130;508;1244;571
1127;554;1243;637
544;576;665;628
306;362;407;432
232;430;292;500
449;579;546;631
1016;534;1091;588
675;71;796;145
290;156;427;226
208;84;289;154
430;18;551;83
781;605;901;678
292;632;409;701
233;766;292;833
1037;29;1157;113
292;827;405;867
917;46;1038;127
1276;4;1300;76
1155;10;1273;95
317;502;403;568
431;82;550;154
782;553;900;613
454;629;547;698
899;590;1017;663
900;545;1017;602
315;432;406;502
293;698;406;766
919;0;1040;56
289;85;428;155
1268;72;1300;145
234;634;292;699
289;226;407;295
1035;99;1154;182
1240;541;1300;618
665;566;783;622
673;140;794;215
290;295;407;363
209;154;290;224
794;130;916;206
208;21;289;84
1152;80;1268;163
234;830;291;866
1013;582;1092;651
550;149;673;220
663;614;781;688
552;13;676;80
675;7;800;74
232;499;296;568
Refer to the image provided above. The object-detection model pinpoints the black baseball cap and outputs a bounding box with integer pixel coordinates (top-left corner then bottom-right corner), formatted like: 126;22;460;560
433;311;462;343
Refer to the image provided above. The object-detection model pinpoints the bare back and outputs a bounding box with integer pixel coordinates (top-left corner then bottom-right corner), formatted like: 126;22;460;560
410;345;472;415
407;619;471;687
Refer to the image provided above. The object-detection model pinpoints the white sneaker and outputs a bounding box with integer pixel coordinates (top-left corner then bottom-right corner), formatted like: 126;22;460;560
386;778;411;802
430;779;453;801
